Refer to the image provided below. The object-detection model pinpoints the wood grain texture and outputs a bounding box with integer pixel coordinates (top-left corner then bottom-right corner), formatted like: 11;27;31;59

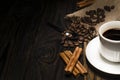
1;0;120;80
0;0;80;80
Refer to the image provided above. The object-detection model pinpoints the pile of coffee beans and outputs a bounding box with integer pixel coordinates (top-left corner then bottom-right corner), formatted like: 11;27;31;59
81;5;115;26
61;17;97;47
61;5;115;47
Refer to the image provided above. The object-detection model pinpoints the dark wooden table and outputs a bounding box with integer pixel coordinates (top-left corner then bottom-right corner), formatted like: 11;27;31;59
0;0;120;80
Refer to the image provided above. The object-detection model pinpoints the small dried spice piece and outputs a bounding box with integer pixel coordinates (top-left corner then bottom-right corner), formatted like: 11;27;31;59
77;0;95;8
61;5;115;47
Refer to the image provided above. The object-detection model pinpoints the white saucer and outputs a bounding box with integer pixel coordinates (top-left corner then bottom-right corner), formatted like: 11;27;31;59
86;36;120;75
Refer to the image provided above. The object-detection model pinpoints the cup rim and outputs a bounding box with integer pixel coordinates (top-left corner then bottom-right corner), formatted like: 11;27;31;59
99;21;120;43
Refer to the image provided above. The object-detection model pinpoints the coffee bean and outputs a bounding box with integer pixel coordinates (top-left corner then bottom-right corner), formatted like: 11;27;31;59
68;40;73;45
97;8;105;16
104;5;111;12
87;10;96;16
63;43;69;47
74;41;79;46
111;5;115;9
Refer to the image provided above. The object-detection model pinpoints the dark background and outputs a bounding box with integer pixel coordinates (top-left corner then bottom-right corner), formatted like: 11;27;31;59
0;0;82;80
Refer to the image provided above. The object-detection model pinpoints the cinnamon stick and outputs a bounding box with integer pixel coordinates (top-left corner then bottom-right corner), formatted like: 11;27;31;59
59;52;80;76
64;50;87;74
65;47;82;73
77;0;95;8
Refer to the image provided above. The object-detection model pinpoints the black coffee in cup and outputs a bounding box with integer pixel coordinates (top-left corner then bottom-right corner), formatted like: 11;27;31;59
103;28;120;40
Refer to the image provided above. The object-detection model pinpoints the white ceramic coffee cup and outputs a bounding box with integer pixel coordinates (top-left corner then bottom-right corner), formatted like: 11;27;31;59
99;21;120;62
